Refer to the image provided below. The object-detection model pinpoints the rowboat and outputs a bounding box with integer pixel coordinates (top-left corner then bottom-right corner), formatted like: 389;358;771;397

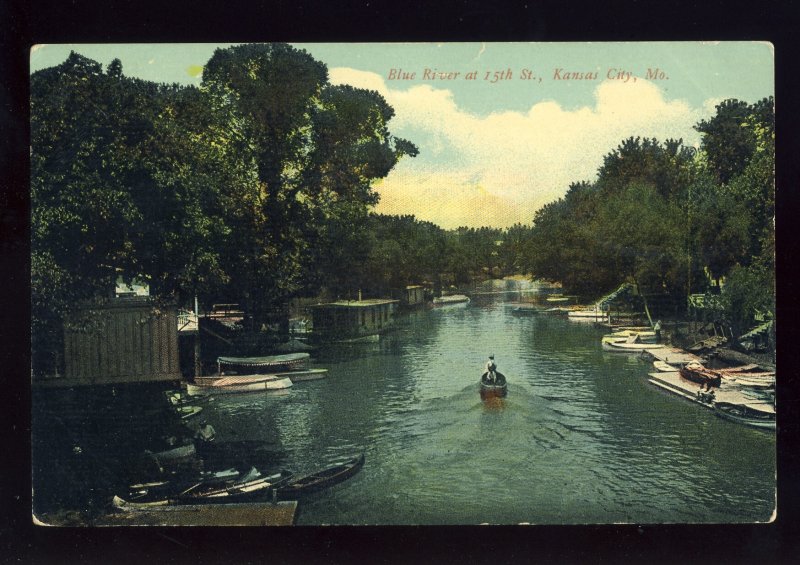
713;401;775;430
186;375;293;396
602;330;658;343
679;362;721;388
479;371;508;400
653;360;677;372
602;340;666;352
113;470;295;510
217;353;310;375
278;368;329;382
433;294;470;305
273;454;365;500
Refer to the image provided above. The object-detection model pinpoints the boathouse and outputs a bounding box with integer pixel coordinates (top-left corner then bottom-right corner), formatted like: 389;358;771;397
46;297;181;386
309;298;398;341
398;285;426;308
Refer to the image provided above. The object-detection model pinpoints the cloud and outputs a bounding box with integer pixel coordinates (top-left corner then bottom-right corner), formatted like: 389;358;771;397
329;68;707;229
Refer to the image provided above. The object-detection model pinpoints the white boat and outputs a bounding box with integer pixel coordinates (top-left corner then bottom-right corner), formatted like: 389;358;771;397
602;341;666;352
186;375;293;396
433;294;470;305
193;368;328;385
567;309;607;320
603;330;658;343
653;360;677;372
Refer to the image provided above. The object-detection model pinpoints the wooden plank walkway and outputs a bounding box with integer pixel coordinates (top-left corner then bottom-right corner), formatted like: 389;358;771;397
96;501;298;526
645;347;702;365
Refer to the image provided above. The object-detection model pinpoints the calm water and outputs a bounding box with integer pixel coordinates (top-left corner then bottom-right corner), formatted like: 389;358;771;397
33;292;776;525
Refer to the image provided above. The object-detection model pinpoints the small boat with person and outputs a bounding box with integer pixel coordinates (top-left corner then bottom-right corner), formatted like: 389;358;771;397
479;371;507;399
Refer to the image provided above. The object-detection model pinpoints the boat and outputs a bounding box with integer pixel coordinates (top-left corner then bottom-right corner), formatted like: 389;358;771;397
216;353;310;375
602;340;666;352
113;470;295;510
277;368;329;382
602;330;658;343
127;467;243;500
713;401;775;430
653;360;678;372
720;374;775;389
567;309;607;320
433;294;470;305
479;371;508;400
678;361;721;388
273;454;365;500
175;405;203;420
186;375;293;396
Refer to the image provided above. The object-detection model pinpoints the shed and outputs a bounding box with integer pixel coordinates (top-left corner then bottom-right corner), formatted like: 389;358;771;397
53;298;181;386
310;299;398;341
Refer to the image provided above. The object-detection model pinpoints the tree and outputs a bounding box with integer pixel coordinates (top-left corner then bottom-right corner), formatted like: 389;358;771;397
201;44;417;326
694;97;774;185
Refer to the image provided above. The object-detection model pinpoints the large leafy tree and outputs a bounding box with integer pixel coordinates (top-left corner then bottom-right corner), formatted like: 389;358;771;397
31;53;258;372
201;44;417;326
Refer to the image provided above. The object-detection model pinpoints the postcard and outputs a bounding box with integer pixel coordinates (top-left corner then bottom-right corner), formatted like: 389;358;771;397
30;42;775;526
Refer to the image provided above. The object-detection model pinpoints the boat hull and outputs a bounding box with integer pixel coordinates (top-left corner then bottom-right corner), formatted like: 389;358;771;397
186;376;293;395
273;454;365;500
479;371;508;399
713;402;775;430
602;341;666;352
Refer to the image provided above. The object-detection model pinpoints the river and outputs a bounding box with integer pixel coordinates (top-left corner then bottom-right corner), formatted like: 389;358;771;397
32;286;776;525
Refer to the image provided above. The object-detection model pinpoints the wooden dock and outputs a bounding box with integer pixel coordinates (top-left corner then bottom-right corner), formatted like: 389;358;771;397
645;347;702;365
647;371;771;410
95;501;298;526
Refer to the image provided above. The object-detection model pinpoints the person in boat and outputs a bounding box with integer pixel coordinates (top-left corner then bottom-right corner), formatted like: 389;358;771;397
486;355;498;383
195;421;216;443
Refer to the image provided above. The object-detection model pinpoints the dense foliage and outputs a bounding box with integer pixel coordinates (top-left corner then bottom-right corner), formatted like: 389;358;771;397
523;98;774;337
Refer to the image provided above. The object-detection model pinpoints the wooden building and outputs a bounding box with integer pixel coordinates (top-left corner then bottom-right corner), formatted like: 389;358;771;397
398;285;426;308
309;298;398;341
52;298;181;386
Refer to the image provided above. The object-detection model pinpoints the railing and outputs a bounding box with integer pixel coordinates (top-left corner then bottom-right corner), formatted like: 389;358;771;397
177;309;199;332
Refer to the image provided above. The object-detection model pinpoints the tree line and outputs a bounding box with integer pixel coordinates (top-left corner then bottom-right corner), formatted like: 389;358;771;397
31;43;774;372
523;98;774;338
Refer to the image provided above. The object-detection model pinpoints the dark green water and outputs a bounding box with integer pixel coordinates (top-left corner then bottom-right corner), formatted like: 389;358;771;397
32;292;776;525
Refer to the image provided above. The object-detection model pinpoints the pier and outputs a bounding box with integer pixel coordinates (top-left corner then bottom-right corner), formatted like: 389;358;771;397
647;370;772;413
95;501;298;526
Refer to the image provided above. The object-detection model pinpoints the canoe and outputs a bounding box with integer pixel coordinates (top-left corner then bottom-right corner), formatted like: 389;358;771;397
186;375;293;396
714;401;775;430
479;371;508;400
217;353;310;374
602;341;666;352
273;454;365;500
113;470;295;510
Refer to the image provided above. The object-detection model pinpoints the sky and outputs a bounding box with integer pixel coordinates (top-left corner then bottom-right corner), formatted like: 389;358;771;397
30;42;774;229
